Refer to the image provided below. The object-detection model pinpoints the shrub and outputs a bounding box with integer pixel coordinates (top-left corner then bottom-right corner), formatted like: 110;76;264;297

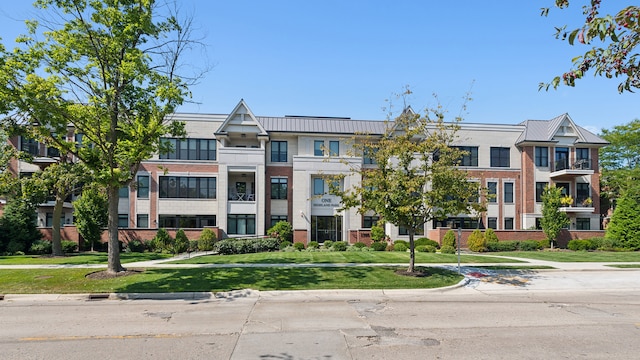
293;242;306;251
188;240;199;252
415;237;440;248
442;230;456;248
394;240;409;247
267;221;293;243
467;229;486;252
125;239;146;253
61;240;78;253
173;229;190;254
280;240;292;250
152;228;172;253
307;241;319;249
29;240;52;255
487;240;517;252
538;238;551;249
520;240;542;251
198;228;217;251
386;244;394;251
216;237;280;255
568;239;594;251
352;242;367;249
416;245;436;253
371;242;387;251
332;241;348;251
588;237;621;251
440;244;456;254
393;243;408;252
370;224;386;242
484;228;499;244
323;240;334;249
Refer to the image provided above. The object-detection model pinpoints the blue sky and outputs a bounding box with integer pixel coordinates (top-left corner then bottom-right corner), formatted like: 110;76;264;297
1;1;637;134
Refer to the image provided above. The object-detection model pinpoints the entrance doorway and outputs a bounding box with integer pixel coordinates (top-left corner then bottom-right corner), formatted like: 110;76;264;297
311;216;343;243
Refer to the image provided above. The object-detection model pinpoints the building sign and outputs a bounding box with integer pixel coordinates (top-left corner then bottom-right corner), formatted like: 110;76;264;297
312;197;341;208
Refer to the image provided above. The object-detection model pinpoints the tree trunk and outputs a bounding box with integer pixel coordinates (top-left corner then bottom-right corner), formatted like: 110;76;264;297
51;191;65;256
407;229;415;273
107;185;125;273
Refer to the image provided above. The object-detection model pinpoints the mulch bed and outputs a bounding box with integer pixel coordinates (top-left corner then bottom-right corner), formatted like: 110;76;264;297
86;269;144;279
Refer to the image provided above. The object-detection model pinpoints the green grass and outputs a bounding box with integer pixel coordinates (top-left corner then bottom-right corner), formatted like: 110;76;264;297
171;251;521;264
606;264;640;268
0;267;463;294
0;252;172;265
469;265;556;270
490;251;640;262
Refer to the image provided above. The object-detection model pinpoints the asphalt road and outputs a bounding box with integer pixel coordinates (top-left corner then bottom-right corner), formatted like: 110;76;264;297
1;268;640;359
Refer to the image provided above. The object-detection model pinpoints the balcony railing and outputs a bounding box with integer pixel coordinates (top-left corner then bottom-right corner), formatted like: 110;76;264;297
555;158;592;172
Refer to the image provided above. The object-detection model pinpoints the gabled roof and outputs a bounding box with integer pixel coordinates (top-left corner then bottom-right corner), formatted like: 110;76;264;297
214;99;268;136
516;113;608;146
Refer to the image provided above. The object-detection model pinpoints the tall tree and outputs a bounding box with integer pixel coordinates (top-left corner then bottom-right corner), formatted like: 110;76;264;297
0;0;201;273
599;119;640;200
330;95;484;273
605;183;640;250
540;185;570;249
540;2;640;92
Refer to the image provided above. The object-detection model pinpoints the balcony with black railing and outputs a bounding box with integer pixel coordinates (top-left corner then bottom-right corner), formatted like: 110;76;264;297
551;158;594;179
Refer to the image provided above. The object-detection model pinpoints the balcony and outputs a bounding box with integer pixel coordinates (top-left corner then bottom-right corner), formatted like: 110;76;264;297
550;158;594;179
559;198;594;214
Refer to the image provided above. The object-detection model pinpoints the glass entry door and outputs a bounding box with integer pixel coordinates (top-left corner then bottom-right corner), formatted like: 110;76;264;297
311;216;343;243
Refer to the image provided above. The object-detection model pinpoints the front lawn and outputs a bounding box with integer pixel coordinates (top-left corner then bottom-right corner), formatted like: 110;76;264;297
490;251;640;262
171;251;521;264
0;266;463;294
0;252;172;265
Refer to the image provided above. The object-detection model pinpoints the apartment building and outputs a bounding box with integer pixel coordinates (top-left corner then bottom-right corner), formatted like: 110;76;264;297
9;100;609;243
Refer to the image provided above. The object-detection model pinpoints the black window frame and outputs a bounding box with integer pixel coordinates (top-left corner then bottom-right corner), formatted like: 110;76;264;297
490;147;510;168
535;146;549;167
137;175;150;198
454;146;479;167
159;138;217;161
535;182;548;203
159;176;216;199
487;181;497;203
271;141;288;162
504;182;514;203
270;177;288;199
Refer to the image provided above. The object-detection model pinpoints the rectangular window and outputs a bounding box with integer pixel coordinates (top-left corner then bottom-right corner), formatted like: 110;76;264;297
314;140;324;156
488;182;497;203
158;215;216;228
20;136;40;156
227;214;256;235
535;146;549;167
504;217;514;230
454;146;479;167
270;177;288;199
137;214;149;228
119;186;129;199
399;224;425;236
363;216;380;229
575;148;591;169
329;141;339;156
536;182;548;203
488;217;497;229
159;138;216;160
118;214;128;228
576;183;590;204
159;176;216;199
137;175;149;198
490;147;510;167
363;147;377;164
504;182;514;203
270;216;288;228
271;141;288;162
576;218;591;230
555;147;569;171
313;178;325;195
